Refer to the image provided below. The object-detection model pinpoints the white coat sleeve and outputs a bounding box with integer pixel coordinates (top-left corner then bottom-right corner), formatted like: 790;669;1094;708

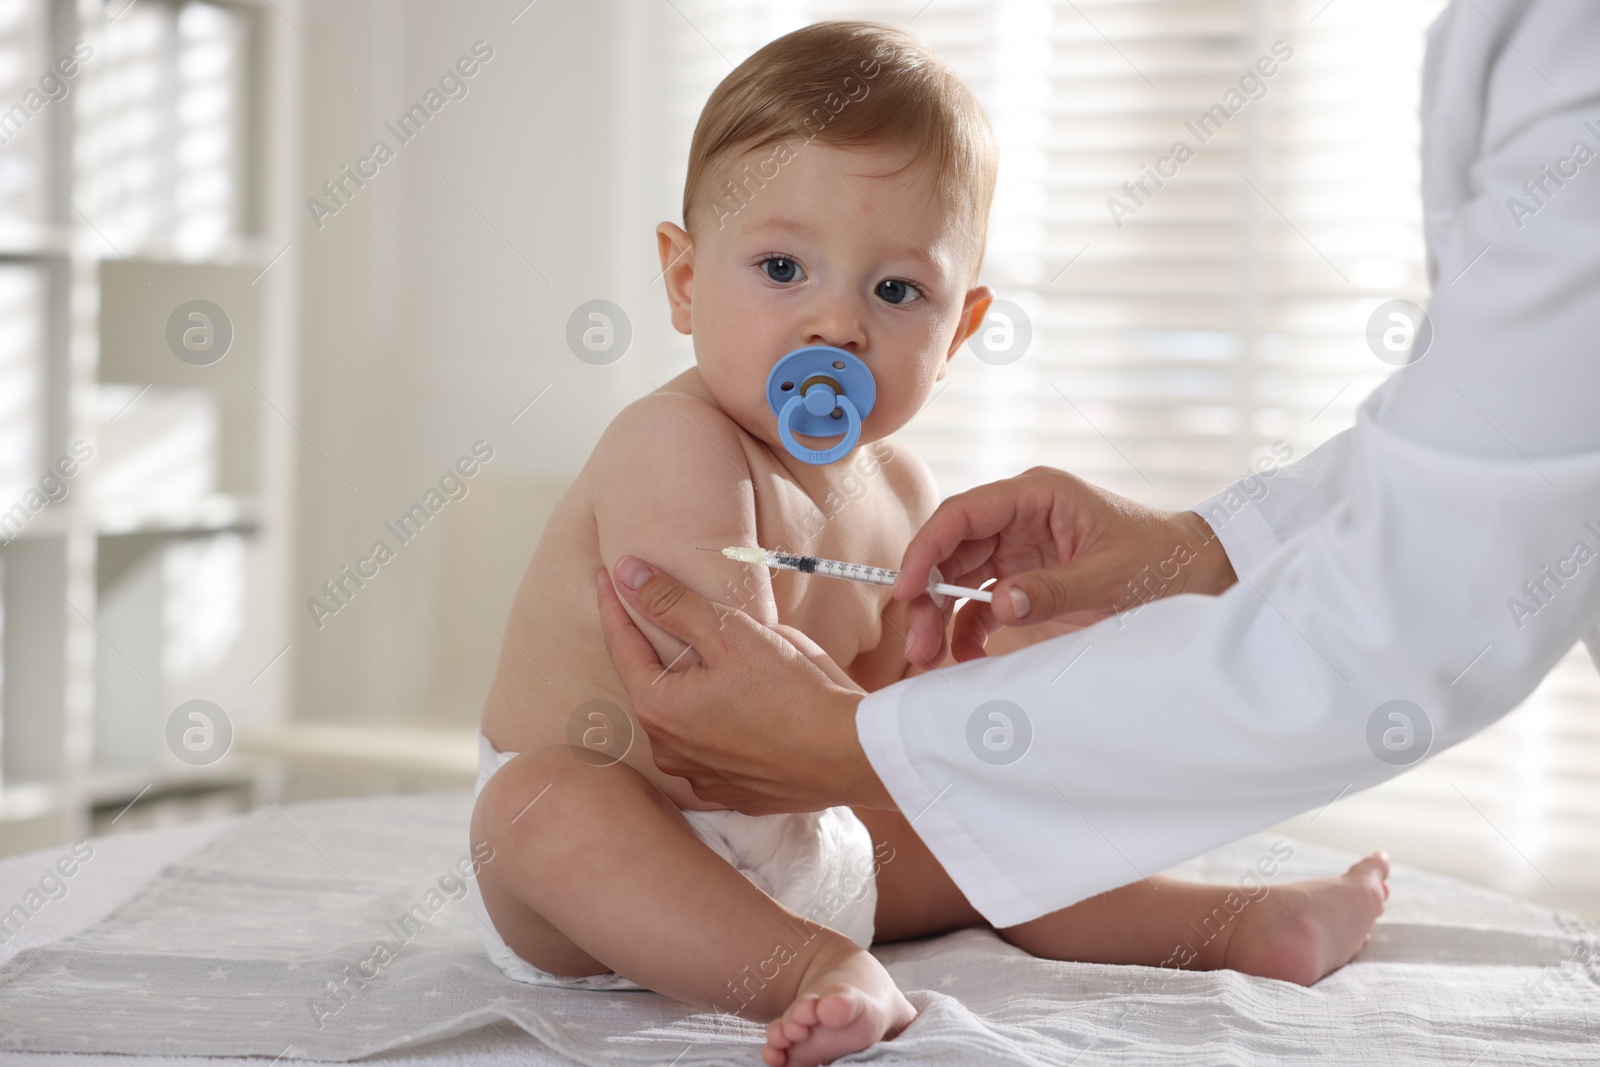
857;0;1600;928
1191;429;1354;583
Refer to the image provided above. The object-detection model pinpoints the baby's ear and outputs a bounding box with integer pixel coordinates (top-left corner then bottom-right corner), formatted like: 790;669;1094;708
656;222;695;335
948;285;994;358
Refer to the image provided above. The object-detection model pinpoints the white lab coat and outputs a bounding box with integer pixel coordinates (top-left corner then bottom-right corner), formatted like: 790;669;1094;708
856;0;1600;928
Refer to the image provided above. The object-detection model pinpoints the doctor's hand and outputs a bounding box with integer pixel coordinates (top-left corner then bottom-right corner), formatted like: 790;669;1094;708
595;558;894;815
893;467;1238;665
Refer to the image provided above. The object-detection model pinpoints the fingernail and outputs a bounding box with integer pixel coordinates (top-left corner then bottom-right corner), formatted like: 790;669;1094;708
911;618;930;659
1008;586;1031;620
616;556;654;590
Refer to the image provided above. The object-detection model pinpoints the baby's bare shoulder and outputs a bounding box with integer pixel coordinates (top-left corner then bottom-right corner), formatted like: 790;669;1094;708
587;390;753;487
582;390;778;627
578;391;768;571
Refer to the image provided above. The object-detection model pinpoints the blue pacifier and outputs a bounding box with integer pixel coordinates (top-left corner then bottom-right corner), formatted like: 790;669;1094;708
765;345;877;465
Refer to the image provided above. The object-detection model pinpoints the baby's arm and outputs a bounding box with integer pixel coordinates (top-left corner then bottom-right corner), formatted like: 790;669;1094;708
588;392;779;798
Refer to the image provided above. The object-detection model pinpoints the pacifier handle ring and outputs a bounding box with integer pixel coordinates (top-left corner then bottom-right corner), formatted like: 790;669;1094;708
777;393;862;465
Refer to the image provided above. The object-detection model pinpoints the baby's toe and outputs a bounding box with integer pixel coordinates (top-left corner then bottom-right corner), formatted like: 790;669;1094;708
1351;852;1390;883
816;988;867;1030
788;992;822;1028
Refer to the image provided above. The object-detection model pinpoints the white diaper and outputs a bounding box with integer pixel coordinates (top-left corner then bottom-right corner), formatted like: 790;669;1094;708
470;731;878;991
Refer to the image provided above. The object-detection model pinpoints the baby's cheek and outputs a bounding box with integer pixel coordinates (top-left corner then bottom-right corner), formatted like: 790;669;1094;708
891;356;943;414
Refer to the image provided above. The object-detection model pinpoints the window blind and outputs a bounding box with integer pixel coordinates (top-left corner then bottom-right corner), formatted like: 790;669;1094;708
0;0;51;227
642;0;1600;912
79;0;248;252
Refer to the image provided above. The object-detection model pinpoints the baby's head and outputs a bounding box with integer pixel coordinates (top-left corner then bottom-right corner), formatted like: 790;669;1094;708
657;21;997;459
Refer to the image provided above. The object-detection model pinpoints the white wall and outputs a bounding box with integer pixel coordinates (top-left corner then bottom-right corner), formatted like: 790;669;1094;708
291;0;693;727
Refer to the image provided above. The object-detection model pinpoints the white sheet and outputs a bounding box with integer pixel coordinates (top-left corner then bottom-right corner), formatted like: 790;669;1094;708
0;793;1595;1065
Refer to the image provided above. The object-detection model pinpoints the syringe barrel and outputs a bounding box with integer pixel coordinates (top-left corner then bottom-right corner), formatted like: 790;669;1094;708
812;559;898;587
769;552;899;588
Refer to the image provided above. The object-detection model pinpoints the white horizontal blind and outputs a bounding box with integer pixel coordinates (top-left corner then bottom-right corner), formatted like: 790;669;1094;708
79;0;247;251
879;0;1437;508
647;0;1600;909
0;0;51;227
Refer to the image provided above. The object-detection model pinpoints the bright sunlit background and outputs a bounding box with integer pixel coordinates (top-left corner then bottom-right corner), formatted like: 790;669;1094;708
0;0;1596;917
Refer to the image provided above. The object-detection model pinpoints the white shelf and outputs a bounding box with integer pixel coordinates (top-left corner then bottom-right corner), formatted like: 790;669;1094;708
84;762;260;808
92;493;264;537
0;223;77;257
0;507;74;542
93;234;286;270
0;781;68;826
0;233;281;267
0;0;299;856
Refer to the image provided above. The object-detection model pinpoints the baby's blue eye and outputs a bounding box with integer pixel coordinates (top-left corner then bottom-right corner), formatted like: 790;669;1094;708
875;278;921;305
762;257;802;284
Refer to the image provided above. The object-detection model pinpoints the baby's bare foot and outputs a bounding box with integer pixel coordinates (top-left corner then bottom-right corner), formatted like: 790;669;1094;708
1223;852;1390;985
762;944;915;1067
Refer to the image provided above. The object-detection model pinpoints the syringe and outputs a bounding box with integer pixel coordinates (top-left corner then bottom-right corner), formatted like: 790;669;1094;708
719;546;993;603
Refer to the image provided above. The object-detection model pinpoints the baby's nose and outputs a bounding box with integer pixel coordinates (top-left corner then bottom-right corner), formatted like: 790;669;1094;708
803;321;865;354
802;297;867;353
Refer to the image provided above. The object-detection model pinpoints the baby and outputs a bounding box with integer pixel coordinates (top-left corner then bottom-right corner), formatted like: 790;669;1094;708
470;20;1390;1067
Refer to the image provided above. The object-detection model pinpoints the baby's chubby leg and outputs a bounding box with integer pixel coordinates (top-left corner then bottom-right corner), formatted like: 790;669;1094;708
471;745;915;1064
853;804;1386;988
998;854;1390;985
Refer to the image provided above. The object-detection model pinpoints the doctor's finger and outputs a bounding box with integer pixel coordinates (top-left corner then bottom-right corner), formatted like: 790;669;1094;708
922;533;1006;595
893;485;1026;599
896;468;1081;600
949;598;1002;663
595;569;673;697
904;592;954;668
990;551;1142;625
606;555;738;665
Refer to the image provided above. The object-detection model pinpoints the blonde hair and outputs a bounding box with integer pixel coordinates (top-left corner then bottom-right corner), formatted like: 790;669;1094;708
683;20;997;282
